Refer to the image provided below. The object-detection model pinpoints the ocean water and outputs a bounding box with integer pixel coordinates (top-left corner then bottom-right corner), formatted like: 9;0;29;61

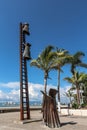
0;101;42;107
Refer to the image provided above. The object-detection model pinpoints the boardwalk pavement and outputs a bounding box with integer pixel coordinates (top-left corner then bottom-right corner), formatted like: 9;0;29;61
0;110;87;130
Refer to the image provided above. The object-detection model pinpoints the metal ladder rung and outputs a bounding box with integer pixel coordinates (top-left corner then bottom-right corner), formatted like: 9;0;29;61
20;27;30;120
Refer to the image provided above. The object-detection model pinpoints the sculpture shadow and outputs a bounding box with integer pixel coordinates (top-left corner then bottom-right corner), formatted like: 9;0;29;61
61;121;77;127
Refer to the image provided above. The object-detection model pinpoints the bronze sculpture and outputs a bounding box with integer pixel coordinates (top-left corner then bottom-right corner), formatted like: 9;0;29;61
41;88;60;128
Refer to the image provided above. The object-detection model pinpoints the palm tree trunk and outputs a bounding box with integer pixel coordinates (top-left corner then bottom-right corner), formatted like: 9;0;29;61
76;83;80;105
58;69;60;102
57;69;61;112
69;97;72;107
42;73;47;121
44;71;48;93
44;77;47;94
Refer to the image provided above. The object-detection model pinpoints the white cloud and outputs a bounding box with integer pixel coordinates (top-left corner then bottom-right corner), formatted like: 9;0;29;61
60;85;71;97
29;83;43;90
0;81;72;104
60;85;72;104
0;82;44;102
0;90;15;101
8;89;20;101
0;82;19;88
0;90;7;99
29;83;43;100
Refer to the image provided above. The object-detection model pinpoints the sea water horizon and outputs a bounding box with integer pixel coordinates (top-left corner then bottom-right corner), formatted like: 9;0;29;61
0;100;42;108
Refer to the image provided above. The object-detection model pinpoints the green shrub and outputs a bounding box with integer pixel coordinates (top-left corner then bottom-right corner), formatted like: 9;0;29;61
72;102;79;109
81;103;87;108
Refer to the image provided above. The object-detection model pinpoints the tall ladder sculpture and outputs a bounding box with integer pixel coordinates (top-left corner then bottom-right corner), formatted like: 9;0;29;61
20;22;31;120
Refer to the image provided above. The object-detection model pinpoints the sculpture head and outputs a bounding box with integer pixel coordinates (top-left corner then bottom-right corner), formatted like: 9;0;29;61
49;88;58;98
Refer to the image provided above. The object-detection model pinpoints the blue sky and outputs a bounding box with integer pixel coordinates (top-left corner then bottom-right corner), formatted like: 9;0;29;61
0;0;87;103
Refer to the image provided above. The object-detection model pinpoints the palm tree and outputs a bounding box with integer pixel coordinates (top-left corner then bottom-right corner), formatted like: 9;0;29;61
50;48;72;112
79;74;87;104
30;45;55;93
64;71;87;105
52;48;71;102
68;51;87;75
64;89;73;105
